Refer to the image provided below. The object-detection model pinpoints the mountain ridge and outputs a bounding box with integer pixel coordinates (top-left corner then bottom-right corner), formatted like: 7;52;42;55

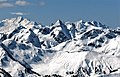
0;16;120;77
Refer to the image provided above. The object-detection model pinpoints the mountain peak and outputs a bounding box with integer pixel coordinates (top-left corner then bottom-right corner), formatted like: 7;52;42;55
54;19;63;26
17;16;23;20
91;21;98;26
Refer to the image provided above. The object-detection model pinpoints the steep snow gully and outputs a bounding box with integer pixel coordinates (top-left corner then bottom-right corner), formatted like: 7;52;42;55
0;16;120;77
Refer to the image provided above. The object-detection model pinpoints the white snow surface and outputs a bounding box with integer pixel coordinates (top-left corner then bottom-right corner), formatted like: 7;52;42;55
0;17;120;77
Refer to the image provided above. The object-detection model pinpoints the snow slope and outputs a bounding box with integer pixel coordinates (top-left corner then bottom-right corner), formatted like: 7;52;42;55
0;16;120;77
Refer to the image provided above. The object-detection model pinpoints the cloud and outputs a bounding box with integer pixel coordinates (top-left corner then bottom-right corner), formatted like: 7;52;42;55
10;12;29;15
15;0;30;6
0;2;13;8
0;0;43;8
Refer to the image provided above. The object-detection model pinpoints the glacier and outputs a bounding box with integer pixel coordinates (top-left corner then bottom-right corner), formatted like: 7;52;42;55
0;16;120;77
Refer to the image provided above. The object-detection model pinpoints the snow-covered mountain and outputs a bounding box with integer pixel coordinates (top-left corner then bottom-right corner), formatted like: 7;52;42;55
0;16;120;77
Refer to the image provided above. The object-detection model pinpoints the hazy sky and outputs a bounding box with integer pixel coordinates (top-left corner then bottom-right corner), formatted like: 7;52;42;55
0;0;120;28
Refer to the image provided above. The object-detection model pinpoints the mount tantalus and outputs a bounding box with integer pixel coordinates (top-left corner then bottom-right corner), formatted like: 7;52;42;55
0;16;120;77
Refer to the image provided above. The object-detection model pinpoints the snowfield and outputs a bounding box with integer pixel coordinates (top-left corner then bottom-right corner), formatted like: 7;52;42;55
0;16;120;77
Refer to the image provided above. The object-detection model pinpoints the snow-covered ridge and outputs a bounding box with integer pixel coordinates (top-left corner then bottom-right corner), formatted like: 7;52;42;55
0;16;120;77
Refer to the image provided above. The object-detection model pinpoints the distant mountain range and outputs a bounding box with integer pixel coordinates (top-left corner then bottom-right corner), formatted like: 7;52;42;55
0;16;120;77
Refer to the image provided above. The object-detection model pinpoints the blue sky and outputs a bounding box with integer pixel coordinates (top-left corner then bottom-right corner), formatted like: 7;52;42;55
0;0;120;28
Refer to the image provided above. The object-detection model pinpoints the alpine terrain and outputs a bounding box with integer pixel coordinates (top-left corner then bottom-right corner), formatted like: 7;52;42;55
0;16;120;77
